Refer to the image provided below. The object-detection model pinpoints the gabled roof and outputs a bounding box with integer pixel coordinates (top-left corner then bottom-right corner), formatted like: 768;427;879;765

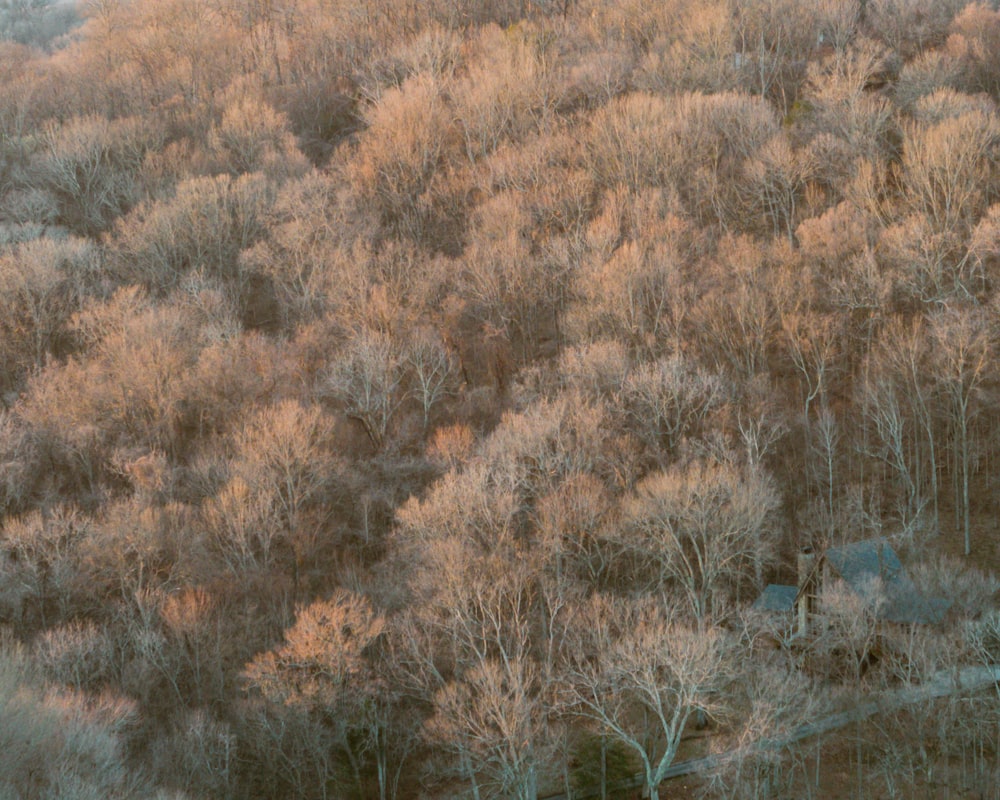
825;538;904;596
750;537;950;625
752;583;797;613
824;538;949;625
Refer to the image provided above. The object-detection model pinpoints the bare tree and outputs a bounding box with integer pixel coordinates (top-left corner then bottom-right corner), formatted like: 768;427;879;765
617;456;780;624
34;114;156;236
208;93;307;176
620;355;724;460
426;652;544;800
326;329;407;451
879;213;973;304
0;645;144;799
570;189;696;356
562;593;733;800
0;0;78;46
901;108;1000;234
0;505;86;631
633;0;740;95
870;316;941;527
405;326;458;436
742;133;814;243
396;541;563;800
110;172;274;294
348;73;454;242
702;649;826;800
77;499;186;606
865;0;967;58
694;281;774;381
536;472;614;588
967;202;1000;298
203;473;283;576
946;3;1000;97
0;236;94;392
450;23;559;163
459;198;557;362
394;419;588;798
928;305;991;555
801;39;896;168
244;589;387;798
480;390;613;500
780;310;841;428
396;460;520;552
225;399;339;586
584;93;676;192
11;287;208;490
735;382;788;470
815;576;885;685
858;367;924;525
690;235;779;381
732;0;822;114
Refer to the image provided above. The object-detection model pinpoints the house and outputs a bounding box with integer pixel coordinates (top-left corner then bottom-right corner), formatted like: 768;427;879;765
752;537;950;634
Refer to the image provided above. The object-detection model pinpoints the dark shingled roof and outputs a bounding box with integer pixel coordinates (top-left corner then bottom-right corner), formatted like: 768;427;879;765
750;537;950;625
825;538;949;625
752;584;798;613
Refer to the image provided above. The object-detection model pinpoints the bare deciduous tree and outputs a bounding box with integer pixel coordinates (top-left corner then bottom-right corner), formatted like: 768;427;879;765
742;133;814;243
209;93;308;177
929;304;991;555
562;594;733;800
732;0;822;114
223;399;339;586
0;236;95;392
245;589;387;799
617;456;780;623
33;114;158;236
801;39;896;170
110;172;274;294
621;355;724;460
780;310;841;428
348;73;454;242
690;235;778;381
0;645;143;799
326;330;407;451
702;650;826;800
901;108;1000;233
405;326;458;435
946;3;1000;97
815;576;885;685
536;472;613;588
569;188;696;355
451;23;560;163
426;652;545;800
396;535;563;800
634;0;739;95
0;505;86;631
865;0;967;59
859;366;924;525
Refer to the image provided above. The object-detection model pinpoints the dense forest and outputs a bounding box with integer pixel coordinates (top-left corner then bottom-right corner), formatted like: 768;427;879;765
2;0;1000;797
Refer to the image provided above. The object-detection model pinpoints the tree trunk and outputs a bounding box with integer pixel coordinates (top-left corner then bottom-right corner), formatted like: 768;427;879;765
520;762;538;800
600;736;607;800
961;413;971;556
462;752;482;800
343;742;364;799
376;736;388;800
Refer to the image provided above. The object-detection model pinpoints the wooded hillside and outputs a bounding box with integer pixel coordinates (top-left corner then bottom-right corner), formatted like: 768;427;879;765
2;1;1000;798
